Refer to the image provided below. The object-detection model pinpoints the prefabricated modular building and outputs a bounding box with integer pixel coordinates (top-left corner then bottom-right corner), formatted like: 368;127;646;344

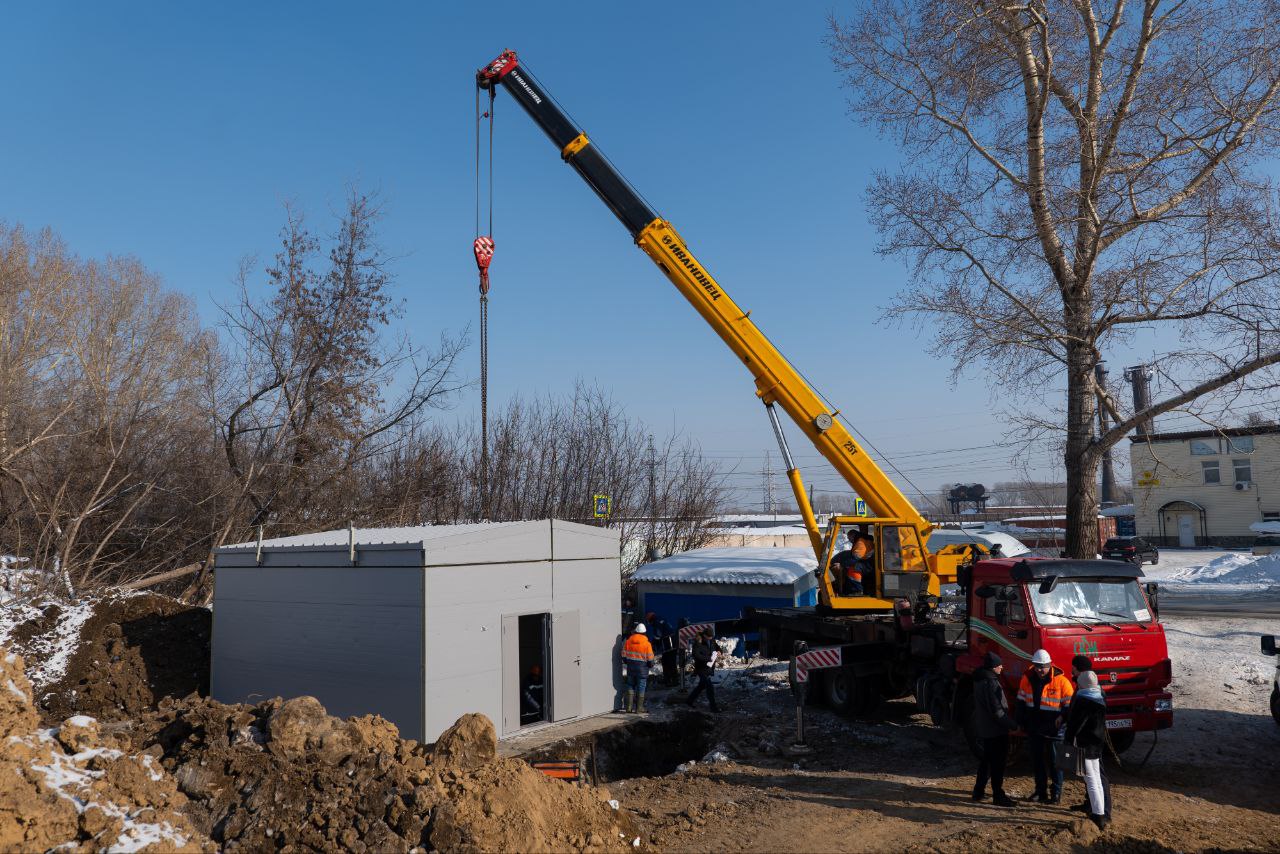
211;520;620;743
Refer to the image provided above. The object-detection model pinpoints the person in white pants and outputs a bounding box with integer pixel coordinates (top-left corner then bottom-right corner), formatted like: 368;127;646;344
1064;670;1111;829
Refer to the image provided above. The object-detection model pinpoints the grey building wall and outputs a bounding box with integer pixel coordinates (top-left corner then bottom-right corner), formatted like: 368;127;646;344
212;565;425;739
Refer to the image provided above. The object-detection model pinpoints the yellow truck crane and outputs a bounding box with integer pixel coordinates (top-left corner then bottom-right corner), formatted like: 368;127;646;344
478;52;1174;737
477;50;977;614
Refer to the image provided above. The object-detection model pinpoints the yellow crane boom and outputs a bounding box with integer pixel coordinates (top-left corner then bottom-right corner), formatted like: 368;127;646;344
478;51;973;609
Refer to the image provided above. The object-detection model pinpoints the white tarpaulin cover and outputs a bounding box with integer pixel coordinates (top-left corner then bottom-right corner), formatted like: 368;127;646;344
634;547;817;585
1249;520;1280;534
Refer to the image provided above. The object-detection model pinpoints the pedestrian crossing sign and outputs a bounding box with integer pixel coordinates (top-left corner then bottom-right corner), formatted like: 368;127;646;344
593;494;611;518
855;498;868;517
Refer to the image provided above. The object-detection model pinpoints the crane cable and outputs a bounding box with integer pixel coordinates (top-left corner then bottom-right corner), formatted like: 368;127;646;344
474;85;496;520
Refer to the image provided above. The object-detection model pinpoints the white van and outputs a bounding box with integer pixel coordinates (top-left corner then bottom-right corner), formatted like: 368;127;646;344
926;528;1030;557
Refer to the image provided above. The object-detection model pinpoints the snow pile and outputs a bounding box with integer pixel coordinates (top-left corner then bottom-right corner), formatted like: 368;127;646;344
1249;520;1280;535
1166;552;1280;587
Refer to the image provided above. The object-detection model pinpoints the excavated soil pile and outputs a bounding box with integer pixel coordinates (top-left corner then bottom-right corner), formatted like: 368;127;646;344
0;647;213;853
129;698;638;853
5;592;210;725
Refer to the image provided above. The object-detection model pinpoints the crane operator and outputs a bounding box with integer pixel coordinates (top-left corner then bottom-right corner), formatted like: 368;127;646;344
831;530;874;597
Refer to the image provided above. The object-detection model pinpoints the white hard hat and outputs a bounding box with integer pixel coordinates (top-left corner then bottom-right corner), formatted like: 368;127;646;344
634;623;647;634
1031;649;1052;665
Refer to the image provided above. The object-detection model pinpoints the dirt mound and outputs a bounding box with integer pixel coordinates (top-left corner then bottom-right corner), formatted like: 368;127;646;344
131;695;636;852
430;712;497;771
0;647;214;852
2;592;210;724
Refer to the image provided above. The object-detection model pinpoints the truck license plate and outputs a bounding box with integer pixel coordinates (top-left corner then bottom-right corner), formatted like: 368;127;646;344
1105;718;1132;730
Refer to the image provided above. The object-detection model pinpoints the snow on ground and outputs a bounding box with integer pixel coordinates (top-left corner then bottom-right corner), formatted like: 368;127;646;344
1142;548;1280;589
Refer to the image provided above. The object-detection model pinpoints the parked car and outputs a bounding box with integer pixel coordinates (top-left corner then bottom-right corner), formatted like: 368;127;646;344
1262;635;1279;726
1251;535;1280;557
1102;536;1159;565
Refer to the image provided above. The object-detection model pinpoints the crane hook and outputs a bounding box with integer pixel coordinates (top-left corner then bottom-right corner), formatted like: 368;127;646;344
473;236;494;294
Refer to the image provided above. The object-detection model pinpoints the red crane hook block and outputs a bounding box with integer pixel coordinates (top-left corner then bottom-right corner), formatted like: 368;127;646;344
473;236;495;295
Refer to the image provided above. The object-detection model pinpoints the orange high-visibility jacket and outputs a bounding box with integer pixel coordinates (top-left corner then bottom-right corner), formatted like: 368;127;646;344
621;633;655;665
1017;668;1074;713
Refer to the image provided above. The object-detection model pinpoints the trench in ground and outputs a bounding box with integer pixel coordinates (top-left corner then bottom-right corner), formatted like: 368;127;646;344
520;711;716;783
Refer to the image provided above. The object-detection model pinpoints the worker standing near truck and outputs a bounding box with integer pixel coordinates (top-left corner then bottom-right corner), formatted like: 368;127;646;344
1064;670;1112;829
972;652;1019;806
621;623;655;714
1017;649;1075;804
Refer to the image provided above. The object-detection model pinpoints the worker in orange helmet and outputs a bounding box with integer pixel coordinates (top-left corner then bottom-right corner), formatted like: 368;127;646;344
831;531;873;596
620;622;656;714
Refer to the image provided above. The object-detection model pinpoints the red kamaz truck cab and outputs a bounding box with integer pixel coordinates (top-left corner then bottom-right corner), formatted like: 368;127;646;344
957;557;1173;752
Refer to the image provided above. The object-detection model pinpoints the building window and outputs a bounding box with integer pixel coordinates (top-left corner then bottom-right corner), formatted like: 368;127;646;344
1227;436;1254;453
1233;459;1252;483
1202;461;1221;484
1189;439;1218;455
1263;511;1280;520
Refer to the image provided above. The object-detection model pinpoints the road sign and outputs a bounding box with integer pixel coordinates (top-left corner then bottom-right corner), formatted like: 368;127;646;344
854;498;868;517
592;494;611;518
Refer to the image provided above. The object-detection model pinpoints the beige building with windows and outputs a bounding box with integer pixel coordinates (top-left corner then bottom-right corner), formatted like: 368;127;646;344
1130;426;1280;547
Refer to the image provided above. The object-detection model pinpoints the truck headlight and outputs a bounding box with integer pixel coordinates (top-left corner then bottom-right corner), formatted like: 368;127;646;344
1154;699;1173;713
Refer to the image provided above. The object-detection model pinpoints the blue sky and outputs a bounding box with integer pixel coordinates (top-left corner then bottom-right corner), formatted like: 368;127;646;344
3;2;1066;510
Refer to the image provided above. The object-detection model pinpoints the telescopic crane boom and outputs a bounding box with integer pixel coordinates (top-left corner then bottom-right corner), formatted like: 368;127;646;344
478;50;974;610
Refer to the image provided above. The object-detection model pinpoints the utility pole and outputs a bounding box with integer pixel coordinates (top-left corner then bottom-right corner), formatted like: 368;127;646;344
1095;363;1116;506
762;451;775;515
646;434;657;559
1124;364;1154;436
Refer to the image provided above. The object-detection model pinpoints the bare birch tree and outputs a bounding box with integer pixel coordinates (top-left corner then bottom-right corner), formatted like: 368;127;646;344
832;1;1280;556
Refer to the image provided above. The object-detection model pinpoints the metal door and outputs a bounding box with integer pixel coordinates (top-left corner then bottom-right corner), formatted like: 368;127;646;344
1177;515;1195;548
500;614;520;736
551;610;581;721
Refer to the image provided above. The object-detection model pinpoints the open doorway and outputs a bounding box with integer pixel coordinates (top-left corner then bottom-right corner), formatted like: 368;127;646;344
518;613;549;726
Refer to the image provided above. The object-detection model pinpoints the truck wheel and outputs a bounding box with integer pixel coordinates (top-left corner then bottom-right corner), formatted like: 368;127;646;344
1108;731;1136;754
824;668;856;716
1270;688;1279;726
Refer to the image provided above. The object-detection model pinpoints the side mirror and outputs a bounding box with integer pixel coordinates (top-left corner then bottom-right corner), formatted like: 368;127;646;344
1145;582;1160;620
975;584;997;599
1038;575;1059;595
1263;635;1277;656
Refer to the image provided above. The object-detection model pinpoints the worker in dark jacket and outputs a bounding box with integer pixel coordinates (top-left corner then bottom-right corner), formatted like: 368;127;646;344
972;651;1018;807
685;627;721;712
831;531;874;596
1064;670;1111;830
646;611;678;686
1017;648;1075;803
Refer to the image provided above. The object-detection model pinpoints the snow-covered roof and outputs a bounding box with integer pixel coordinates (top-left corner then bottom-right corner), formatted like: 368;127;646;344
1100;504;1135;517
707;524;808;536
633;547;817;586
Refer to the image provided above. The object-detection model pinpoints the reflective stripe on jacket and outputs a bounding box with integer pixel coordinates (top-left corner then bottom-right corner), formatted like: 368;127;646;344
1017;667;1074;735
621;633;655;664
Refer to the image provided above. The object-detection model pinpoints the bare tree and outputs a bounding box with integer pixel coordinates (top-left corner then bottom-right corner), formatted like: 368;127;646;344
833;1;1280;556
0;224;215;593
210;193;466;562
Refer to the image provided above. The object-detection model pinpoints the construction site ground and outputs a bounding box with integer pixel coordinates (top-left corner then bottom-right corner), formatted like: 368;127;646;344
584;611;1280;853
4;590;1278;852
